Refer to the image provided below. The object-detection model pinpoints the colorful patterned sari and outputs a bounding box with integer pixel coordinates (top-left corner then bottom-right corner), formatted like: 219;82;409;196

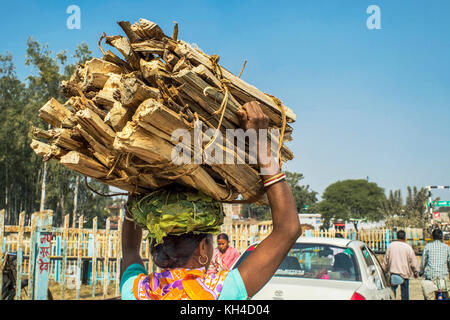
132;267;228;300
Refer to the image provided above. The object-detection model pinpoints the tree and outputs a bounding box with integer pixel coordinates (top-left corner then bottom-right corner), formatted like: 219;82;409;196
317;179;386;231
381;189;403;219
0;38;113;226
24;37;81;225
0;53;29;223
241;171;318;221
286;172;318;212
382;186;428;228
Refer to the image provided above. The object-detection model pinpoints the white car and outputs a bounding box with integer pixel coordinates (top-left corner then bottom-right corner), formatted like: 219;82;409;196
232;237;395;300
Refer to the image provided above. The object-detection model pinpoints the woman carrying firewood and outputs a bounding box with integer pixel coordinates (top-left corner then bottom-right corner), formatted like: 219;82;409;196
119;101;301;300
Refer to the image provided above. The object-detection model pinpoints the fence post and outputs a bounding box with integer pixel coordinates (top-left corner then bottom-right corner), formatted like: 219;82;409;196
0;209;4;298
115;210;123;297
75;215;83;300
239;224;243;253
60;214;69;300
14;212;25;300
87;233;93;285
31;210;53;300
54;235;61;283
91;217;97;298
103;217;110;299
27;213;37;299
385;229;390;250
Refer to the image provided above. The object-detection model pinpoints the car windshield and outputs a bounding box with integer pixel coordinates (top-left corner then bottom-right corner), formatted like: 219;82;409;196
233;243;360;282
275;243;360;281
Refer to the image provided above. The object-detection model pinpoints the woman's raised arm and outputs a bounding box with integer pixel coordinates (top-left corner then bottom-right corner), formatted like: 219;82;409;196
120;203;145;277
236;101;301;298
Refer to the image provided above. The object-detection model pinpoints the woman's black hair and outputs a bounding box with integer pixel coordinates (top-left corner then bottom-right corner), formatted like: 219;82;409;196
217;233;229;242
150;233;212;269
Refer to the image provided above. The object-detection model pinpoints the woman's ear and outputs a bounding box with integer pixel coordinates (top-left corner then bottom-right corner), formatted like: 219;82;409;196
199;237;208;255
199;235;214;258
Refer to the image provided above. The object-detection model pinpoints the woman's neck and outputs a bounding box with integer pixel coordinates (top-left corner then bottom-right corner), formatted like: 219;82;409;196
219;246;229;254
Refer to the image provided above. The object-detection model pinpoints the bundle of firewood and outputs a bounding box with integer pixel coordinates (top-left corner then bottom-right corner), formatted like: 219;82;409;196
30;18;296;204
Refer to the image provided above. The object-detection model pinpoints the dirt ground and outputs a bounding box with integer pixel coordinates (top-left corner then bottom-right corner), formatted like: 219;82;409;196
46;280;119;300
405;277;424;300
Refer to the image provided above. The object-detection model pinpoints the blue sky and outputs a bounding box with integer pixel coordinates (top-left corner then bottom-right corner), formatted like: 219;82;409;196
1;0;450;200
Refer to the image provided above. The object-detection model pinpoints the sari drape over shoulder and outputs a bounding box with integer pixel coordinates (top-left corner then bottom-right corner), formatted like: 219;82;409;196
133;267;228;300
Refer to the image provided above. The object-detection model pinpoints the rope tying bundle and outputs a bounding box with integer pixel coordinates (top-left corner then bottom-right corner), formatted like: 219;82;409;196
202;55;231;154
266;94;287;169
85;53;287;205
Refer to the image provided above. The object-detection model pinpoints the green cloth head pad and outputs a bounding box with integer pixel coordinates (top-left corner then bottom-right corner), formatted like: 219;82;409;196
128;187;224;245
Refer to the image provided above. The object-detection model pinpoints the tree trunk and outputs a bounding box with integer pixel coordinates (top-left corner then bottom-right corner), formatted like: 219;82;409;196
73;175;79;228
59;193;65;227
39;161;47;212
5;148;8;223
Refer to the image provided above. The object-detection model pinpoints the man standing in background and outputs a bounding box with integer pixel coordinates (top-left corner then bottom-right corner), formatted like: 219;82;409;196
382;230;420;300
420;228;450;300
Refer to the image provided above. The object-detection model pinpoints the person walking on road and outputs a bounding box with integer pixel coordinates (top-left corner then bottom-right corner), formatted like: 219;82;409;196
419;228;450;300
382;230;420;300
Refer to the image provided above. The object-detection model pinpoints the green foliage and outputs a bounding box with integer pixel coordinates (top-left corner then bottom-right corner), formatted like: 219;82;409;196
0;39;110;226
240;171;318;221
286;172;318;212
129;187;224;244
316;179;386;229
240;202;271;221
382;186;428;228
0;52;36;223
62;42;93;77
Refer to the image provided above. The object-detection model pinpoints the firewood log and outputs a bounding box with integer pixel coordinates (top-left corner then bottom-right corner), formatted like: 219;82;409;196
31;18;296;204
105;35;140;70
75;108;115;147
38;98;72;128
104;101;134;132
30;139;66;161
